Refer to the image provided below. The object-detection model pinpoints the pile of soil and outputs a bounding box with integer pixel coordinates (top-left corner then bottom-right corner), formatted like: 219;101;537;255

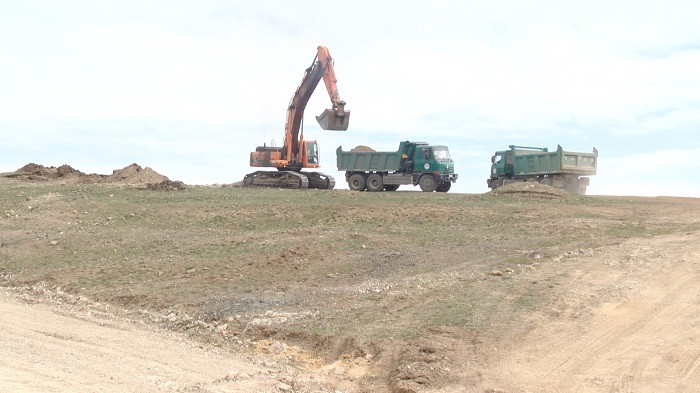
145;180;187;191
489;182;570;198
350;145;375;152
18;163;74;178
3;162;184;190
5;163;103;183
106;163;168;185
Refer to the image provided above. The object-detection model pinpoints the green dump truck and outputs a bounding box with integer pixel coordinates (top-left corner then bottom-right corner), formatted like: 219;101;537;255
487;145;598;194
336;141;458;192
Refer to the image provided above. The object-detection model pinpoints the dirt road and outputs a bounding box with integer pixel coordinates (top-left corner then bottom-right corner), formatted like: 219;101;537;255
479;232;700;393
0;291;329;393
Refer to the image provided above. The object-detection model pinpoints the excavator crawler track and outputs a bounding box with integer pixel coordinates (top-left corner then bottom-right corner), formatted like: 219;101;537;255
306;172;336;189
243;171;308;189
243;171;335;190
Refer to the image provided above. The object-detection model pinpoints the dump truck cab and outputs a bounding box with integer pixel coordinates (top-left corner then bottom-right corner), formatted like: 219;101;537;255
409;144;457;191
490;150;509;178
411;144;455;175
490;146;547;178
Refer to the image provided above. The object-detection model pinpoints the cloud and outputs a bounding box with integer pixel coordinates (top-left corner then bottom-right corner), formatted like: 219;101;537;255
1;2;699;196
591;147;700;197
639;44;700;59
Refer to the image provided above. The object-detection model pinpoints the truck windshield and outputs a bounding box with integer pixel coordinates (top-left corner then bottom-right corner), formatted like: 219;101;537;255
433;147;451;161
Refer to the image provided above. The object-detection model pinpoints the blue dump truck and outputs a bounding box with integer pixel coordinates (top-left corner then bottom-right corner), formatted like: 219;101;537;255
487;145;598;194
336;141;458;192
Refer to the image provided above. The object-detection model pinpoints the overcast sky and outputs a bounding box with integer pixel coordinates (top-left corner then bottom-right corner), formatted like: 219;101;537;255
1;1;699;196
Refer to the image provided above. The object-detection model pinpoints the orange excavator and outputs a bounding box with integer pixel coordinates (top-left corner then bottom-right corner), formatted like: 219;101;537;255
244;46;350;189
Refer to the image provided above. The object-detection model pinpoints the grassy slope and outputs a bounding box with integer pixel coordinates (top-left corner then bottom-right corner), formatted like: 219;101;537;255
1;183;698;354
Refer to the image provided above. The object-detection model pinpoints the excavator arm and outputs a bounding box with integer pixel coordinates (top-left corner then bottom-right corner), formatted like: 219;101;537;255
284;46;350;166
315;46;349;128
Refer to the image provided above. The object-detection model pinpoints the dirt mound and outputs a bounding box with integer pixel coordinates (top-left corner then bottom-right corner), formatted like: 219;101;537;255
490;182;570;198
17;163;85;177
106;163;169;185
145;180;187;191
17;163;57;177
4;162;177;187
55;164;84;178
8;163;97;183
351;145;375;152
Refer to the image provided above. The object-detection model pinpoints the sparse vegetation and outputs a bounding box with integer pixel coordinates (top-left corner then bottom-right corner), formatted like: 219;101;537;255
1;179;699;391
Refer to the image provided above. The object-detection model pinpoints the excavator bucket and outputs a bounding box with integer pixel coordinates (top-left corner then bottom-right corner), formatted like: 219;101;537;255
316;109;350;131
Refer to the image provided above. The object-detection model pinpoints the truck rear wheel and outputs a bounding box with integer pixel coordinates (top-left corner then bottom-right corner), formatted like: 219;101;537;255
419;175;437;192
436;182;451;192
348;173;366;191
384;185;400;191
366;173;384;192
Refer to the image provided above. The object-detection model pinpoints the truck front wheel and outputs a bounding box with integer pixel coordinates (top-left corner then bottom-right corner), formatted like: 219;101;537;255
436;182;451;192
348;173;366;191
366;173;384;192
419;175;437;192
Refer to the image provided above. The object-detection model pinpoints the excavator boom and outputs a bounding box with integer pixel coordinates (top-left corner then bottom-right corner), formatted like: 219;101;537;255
284;46;350;161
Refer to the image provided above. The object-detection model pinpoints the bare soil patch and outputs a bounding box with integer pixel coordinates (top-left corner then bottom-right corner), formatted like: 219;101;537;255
0;290;273;392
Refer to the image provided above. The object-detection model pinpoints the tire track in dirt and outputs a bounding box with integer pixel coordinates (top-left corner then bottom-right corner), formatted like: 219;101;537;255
485;232;700;393
546;272;698;392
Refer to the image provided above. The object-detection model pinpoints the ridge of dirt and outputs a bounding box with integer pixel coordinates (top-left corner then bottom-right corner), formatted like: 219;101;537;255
3;162;183;189
489;181;571;198
145;180;188;191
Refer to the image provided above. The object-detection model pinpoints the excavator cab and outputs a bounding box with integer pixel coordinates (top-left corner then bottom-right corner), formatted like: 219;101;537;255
294;140;319;168
305;140;319;165
316;108;350;131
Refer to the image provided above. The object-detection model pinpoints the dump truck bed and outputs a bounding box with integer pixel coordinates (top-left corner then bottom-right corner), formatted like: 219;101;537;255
512;145;597;176
336;146;403;172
